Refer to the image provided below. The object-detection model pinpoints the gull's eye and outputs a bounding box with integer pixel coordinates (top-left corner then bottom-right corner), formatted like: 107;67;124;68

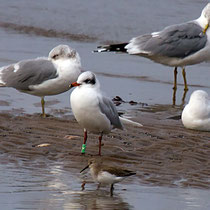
52;54;59;59
84;78;95;84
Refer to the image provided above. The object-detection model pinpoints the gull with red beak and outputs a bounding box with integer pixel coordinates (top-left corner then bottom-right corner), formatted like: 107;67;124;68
70;71;124;156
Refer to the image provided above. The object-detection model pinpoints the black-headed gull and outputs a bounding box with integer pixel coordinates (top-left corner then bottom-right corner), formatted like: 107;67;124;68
95;3;210;94
182;90;210;131
0;44;82;117
80;158;136;196
70;71;124;155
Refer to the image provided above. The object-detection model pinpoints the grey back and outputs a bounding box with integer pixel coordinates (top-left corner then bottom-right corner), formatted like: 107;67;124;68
2;58;58;91
135;22;207;58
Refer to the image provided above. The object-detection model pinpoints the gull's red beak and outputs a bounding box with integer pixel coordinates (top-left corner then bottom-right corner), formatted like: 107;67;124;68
70;82;81;88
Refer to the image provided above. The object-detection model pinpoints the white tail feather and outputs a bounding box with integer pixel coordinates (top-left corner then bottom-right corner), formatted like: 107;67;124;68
119;116;143;127
93;48;108;53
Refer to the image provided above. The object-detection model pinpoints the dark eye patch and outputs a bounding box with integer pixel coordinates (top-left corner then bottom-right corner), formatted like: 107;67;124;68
52;54;59;59
84;77;96;85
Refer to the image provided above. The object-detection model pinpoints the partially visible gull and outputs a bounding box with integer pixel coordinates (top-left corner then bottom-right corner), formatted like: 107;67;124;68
182;90;210;131
95;3;210;96
0;44;82;117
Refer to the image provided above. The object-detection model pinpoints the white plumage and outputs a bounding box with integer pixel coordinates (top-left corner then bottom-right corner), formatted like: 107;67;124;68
0;44;82;116
182;90;210;131
70;71;123;155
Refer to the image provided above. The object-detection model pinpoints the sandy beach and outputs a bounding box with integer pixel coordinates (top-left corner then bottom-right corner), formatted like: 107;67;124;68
0;1;210;209
1;106;210;189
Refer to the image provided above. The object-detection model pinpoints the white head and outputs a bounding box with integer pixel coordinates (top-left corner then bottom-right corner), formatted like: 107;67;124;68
48;45;81;62
71;71;99;88
189;90;209;104
201;3;210;23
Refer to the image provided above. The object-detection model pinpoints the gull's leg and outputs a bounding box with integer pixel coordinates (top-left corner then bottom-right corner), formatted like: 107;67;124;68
173;67;178;90
110;184;114;197
98;133;103;156
41;97;46;118
172;67;178;105
182;68;188;91
81;129;87;154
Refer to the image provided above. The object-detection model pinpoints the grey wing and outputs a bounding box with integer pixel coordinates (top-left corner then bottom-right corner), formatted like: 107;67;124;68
99;96;123;129
132;22;207;58
1;58;58;91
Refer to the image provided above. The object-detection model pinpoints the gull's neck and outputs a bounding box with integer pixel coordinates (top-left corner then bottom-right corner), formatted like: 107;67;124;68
196;13;209;29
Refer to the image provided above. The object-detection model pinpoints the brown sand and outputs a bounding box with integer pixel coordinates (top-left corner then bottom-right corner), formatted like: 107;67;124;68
0;109;210;189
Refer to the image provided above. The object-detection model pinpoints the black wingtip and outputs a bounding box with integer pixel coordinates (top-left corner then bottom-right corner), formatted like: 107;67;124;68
94;43;128;53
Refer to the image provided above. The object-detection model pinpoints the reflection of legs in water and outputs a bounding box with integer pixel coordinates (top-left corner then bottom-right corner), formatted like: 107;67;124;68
110;184;114;197
182;68;188;91
81;181;86;191
181;90;188;106
173;87;188;106
173;86;188;106
172;67;188;106
97;183;101;190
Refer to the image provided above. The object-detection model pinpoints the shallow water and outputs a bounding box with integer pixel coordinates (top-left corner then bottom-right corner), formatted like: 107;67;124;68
0;0;210;209
0;27;210;115
0;1;210;115
1;156;210;210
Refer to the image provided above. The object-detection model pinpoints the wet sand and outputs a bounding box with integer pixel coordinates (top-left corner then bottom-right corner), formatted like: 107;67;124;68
0;1;210;208
1;107;210;190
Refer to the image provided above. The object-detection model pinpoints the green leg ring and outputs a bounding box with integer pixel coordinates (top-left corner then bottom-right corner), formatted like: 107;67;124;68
81;144;86;154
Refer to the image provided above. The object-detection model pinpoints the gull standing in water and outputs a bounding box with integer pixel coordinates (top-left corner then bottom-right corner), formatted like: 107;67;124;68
95;3;210;104
0;45;82;117
182;90;210;131
70;71;124;156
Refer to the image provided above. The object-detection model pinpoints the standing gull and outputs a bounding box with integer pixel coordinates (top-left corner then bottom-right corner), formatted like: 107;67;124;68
0;45;82;117
182;90;210;131
70;71;124;156
95;3;210;103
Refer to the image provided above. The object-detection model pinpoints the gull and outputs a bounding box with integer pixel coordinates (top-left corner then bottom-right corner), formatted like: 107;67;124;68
80;158;136;196
0;44;82;117
70;71;124;156
181;90;210;131
95;3;210;104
